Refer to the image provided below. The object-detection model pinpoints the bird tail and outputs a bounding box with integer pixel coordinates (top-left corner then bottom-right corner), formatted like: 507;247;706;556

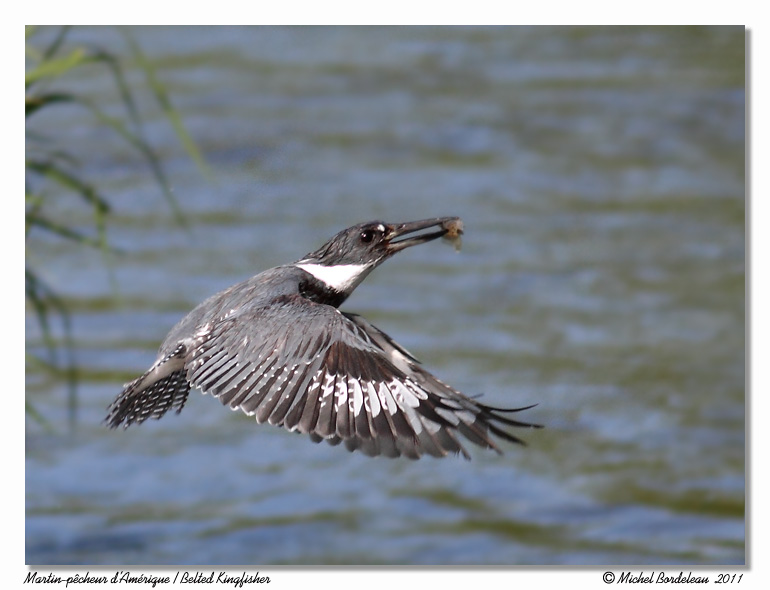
105;350;191;429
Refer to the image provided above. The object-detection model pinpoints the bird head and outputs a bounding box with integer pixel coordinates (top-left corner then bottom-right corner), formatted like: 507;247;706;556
295;217;460;296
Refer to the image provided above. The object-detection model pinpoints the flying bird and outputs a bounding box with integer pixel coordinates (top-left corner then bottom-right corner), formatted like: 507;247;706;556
106;217;541;459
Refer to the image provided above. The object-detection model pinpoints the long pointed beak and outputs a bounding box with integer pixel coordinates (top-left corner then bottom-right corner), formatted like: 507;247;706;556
385;217;462;254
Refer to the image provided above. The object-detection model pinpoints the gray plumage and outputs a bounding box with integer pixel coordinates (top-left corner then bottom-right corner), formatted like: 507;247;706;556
106;218;541;459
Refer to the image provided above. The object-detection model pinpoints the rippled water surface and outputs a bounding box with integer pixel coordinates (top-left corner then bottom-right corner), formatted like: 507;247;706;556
26;26;745;565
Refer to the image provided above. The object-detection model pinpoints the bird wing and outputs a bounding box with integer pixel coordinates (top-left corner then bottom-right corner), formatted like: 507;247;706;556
184;293;540;459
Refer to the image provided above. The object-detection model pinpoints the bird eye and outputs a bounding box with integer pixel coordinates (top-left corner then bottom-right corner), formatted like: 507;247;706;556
360;229;375;243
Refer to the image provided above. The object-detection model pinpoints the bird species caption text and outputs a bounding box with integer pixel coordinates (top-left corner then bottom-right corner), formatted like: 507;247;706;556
24;571;271;588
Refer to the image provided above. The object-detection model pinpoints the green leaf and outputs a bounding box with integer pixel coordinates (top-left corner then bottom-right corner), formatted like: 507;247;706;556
25;396;54;432
25;92;77;118
25;47;87;87
25;26;209;429
26;159;110;214
122;29;211;178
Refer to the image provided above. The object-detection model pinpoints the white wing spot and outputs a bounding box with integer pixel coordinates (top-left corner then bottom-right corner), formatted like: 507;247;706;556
350;379;364;416
335;377;348;410
320;373;336;407
366;382;380;418
378;382;397;415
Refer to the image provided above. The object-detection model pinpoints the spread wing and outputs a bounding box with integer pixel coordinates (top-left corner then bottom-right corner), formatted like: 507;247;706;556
180;294;540;459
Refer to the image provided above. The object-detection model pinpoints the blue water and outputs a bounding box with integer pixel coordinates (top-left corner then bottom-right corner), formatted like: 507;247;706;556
25;25;744;565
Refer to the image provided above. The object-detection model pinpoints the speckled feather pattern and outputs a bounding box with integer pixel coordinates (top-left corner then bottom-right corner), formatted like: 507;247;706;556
106;220;540;459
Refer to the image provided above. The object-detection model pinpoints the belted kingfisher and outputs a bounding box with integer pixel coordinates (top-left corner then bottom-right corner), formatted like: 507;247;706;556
106;217;541;459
